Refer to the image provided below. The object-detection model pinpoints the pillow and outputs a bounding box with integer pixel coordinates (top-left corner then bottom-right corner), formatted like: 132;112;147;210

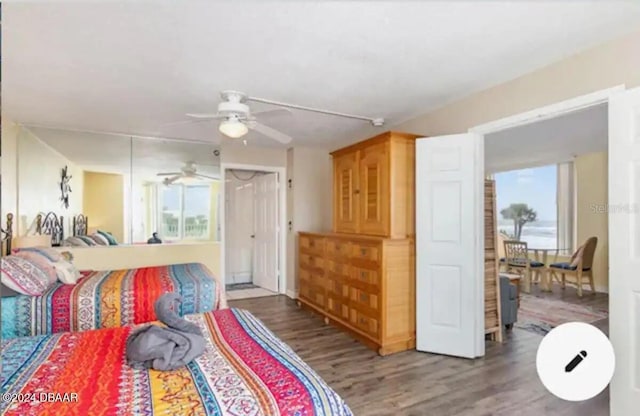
77;236;97;246
97;230;118;245
90;233;109;245
12;250;58;286
1;256;52;295
62;236;89;247
12;247;63;262
53;260;81;285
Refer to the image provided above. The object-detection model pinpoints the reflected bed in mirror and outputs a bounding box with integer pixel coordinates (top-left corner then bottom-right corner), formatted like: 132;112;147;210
15;126;221;247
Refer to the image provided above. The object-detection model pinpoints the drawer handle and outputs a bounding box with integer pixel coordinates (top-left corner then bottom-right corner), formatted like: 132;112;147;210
360;248;367;256
360;293;367;302
309;241;315;247
360;271;367;279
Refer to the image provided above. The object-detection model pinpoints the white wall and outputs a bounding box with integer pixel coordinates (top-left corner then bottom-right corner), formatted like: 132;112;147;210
287;147;333;296
1;121;20;233
16;128;84;237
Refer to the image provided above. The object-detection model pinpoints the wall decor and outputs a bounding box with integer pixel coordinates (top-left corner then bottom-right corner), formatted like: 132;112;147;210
59;166;72;209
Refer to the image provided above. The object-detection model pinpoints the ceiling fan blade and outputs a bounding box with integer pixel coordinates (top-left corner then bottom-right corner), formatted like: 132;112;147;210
163;175;182;185
247;121;292;144
157;172;182;176
186;113;226;120
251;108;292;118
195;173;219;180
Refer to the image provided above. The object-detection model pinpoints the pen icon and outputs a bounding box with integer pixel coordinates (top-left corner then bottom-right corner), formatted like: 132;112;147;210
565;350;587;372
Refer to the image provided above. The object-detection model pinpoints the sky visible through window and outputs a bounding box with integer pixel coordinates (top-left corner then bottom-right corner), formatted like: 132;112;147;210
495;165;558;249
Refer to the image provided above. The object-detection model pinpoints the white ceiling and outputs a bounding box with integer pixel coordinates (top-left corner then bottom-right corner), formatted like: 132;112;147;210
4;1;640;149
485;103;607;173
27;127;221;178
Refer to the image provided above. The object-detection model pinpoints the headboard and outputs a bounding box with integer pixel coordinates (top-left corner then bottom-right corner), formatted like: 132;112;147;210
1;213;14;256
36;212;64;247
73;214;88;237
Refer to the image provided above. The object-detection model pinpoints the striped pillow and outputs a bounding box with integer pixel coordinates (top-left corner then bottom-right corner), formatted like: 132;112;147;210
1;256;52;296
12;250;58;286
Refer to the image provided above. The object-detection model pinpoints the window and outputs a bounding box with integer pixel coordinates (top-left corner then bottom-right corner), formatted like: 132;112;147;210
495;163;574;251
157;183;212;240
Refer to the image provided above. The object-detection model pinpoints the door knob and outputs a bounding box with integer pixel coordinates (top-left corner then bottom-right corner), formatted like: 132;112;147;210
250;235;255;238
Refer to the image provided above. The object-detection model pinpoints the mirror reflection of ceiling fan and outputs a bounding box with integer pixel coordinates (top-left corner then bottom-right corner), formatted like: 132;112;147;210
157;162;217;185
172;90;385;145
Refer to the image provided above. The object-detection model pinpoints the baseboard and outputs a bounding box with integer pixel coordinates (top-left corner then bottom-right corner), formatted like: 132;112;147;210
595;285;608;294
286;290;298;299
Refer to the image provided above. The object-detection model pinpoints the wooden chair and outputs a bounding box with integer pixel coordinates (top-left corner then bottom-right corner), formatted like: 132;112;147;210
502;240;545;293
549;237;597;297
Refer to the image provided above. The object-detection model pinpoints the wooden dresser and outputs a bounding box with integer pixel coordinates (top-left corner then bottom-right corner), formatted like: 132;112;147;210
298;131;418;355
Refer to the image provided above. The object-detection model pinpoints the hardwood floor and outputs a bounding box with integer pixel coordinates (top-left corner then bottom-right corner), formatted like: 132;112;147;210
229;287;609;416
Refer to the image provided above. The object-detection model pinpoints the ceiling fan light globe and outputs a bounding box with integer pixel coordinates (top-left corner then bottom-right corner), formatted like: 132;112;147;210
219;119;248;138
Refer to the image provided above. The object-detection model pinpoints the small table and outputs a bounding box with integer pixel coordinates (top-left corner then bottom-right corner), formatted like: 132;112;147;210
502;273;521;308
527;247;571;291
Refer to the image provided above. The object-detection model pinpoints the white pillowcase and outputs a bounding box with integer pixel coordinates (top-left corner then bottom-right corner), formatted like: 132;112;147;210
53;260;82;285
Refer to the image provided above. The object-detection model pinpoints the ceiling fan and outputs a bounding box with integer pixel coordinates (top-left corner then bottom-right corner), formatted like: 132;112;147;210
174;90;385;145
156;162;217;185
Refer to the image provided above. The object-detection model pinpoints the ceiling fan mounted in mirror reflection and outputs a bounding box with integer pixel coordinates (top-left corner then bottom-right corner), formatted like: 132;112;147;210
157;161;217;185
168;90;385;145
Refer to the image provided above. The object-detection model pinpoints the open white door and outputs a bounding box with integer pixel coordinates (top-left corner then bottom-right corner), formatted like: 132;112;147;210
609;87;640;415
416;133;484;358
253;173;279;292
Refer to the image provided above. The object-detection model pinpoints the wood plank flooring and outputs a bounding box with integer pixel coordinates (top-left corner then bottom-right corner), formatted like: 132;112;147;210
229;284;609;416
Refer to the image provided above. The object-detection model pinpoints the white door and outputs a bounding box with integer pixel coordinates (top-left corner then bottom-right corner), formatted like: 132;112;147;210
416;133;485;358
225;181;254;283
608;87;640;415
253;173;279;292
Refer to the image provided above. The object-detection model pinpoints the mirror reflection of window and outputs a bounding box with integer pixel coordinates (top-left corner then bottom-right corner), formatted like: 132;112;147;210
131;137;221;244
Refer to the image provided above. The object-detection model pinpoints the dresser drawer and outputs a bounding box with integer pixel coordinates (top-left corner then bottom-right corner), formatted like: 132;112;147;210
299;253;325;271
327;260;350;278
350;287;379;314
350;267;380;292
350;309;380;339
351;242;381;263
300;268;325;289
327;296;350;321
326;239;350;258
326;276;350;299
299;285;325;309
299;234;325;255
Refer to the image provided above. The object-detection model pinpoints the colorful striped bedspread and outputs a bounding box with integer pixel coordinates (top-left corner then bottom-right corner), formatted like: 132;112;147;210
1;263;222;339
1;308;352;416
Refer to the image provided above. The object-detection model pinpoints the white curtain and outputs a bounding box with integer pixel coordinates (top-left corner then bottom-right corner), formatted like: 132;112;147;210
557;161;575;253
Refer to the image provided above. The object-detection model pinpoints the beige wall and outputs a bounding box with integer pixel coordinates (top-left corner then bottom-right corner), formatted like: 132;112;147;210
56;242;221;289
397;30;640;136
83;171;125;242
575;152;608;292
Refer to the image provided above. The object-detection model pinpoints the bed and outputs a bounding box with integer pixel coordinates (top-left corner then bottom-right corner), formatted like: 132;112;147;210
0;308;352;416
1;263;224;338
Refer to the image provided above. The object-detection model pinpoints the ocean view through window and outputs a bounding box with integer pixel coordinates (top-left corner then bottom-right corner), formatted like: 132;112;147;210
495;165;560;250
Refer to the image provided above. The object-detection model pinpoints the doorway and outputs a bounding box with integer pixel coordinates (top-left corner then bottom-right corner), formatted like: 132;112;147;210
416;85;639;414
222;167;282;300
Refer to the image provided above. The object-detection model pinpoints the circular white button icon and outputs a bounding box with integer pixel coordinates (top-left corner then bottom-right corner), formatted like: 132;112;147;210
536;322;615;401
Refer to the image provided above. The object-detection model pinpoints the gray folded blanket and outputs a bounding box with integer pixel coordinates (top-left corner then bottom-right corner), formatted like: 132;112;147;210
126;293;206;371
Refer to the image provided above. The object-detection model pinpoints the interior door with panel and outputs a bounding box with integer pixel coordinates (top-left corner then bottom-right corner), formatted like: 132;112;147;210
253;173;279;293
333;151;360;233
608;87;640;416
359;142;390;236
416;133;484;358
